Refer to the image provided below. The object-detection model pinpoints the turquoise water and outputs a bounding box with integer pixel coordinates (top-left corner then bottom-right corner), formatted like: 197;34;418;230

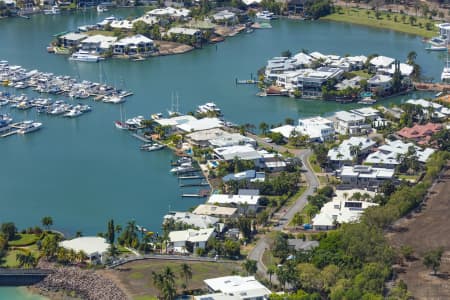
0;287;48;299
0;10;443;236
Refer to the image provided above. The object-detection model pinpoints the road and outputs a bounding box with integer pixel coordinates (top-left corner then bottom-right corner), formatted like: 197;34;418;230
246;133;320;280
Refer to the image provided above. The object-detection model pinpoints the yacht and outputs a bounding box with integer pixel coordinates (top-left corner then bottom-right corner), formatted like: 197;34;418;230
69;51;101;63
115;121;130;130
0;98;9;106
97;4;108;13
425;44;447;51
170;162;196;174
140;143;166;151
256;11;275;20
18;121;42;134
0;120;11;133
103;94;125;104
44;5;60;15
0;113;13;124
441;66;450;82
125;116;144;128
64;109;83;118
196;102;222;115
48;106;66;115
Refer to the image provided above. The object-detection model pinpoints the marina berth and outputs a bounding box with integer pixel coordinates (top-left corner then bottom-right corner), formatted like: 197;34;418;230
17;120;42;134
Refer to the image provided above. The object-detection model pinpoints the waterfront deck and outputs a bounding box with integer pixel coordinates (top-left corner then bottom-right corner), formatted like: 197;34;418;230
414;82;450;92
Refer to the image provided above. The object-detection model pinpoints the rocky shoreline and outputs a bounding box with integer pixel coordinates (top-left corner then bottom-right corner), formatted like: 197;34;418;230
33;261;130;300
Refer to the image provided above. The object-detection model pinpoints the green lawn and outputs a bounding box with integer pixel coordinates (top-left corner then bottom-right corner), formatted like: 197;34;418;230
262;248;280;268
2;248;39;268
322;7;438;38
85;30;116;37
308;154;322;174
349;70;372;79
8;234;39;247
398;174;419;182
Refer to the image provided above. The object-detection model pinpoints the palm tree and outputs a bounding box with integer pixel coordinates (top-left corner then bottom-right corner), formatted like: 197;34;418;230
180;263;192;290
16;252;36;268
163;266;176;286
115;224;122;235
267;265;276;287
407;51;417;65
108;244;120;259
242;259;257;275
259;122;269;135
152;271;165;298
41;216;53;231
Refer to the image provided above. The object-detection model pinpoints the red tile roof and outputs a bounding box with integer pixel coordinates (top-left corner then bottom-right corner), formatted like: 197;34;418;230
397;123;442;141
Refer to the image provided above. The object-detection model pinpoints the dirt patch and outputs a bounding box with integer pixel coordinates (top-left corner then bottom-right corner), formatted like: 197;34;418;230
154;41;194;56
386;165;450;299
101;259;241;299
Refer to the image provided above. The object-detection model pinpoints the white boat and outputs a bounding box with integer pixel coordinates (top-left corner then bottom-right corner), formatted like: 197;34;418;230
103;94;125;104
429;36;446;47
0;114;13;124
170;162;196;173
140;143;166;151
44;5;60;15
196;102;222;115
64;109;83;118
18;121;42;134
358;97;377;105
256;11;275;20
441;67;450;82
125;115;144;128
48;106;66;115
426;44;447;51
151;113;163;120
97;5;108;13
69;51;101;63
115;121;129;130
0;99;9;106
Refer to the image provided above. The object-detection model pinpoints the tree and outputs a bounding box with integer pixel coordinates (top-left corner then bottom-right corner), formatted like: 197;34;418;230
259;122;269;135
16;252;37;268
407;51;417;65
281;50;292;58
267;265;277;287
1;222;17;241
423;247;444;275
180;263;192;289
285;117;295;125
107;219;115;245
243;259;257;275
41;216;53;231
108;244;120;259
223;239;240;258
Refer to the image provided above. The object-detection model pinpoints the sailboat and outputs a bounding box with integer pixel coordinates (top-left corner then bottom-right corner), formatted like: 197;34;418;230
115;104;129;130
167;92;180;117
441;41;450;82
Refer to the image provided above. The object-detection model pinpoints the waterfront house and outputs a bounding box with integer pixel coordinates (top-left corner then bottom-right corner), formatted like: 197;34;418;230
397;122;443;145
57;32;88;48
185;128;255;148
177;117;223;133
364;139;435;168
59;237;110;264
168;228;216;253
327;136;376;167
113;34;154;56
212;10;237;24
207;194;261;213
297;116;335;142
80;35;117;54
147;7;191;20
167;27;202;41
193;204;238;219
336;165;395;189
163;211;219;229
349;107;381;121
213;145;262;165
154;115;197;133
223;169;265;183
332;111;371;136
197;276;271;300
109;20;134;31
335;76;362;91
379;63;414;77
367;74;392;95
312;189;378;230
406;99;450;120
369;55;395;70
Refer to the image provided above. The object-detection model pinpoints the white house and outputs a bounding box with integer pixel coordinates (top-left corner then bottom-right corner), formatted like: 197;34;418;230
185;128;255;148
312;189;378;230
364;139;435;168
168;228;216;253
193;204;238;219
163;212;219;229
327;136;376;166
213;145;262;163
80;35;117;53
207;194;261;213
58;32;88;48
337;165;395;188
177;117;223;132
406;98;450;120
200;276;271;300
168;27;202;40
113;34;154;56
332;111;371;136
147;7;191;19
368;74;392;94
297;116;335;142
59;237;110;264
212;10;237;23
349;107;380;121
370;55;395;69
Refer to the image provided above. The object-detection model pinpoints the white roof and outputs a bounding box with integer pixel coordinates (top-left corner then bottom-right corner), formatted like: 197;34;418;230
339;165;394;179
213;10;236;21
208;194;260;206
186;128;254;147
350;107;380;118
242;0;262;5
334;110;365;122
115;34;153;46
60;32;88;41
164;212;219;228
328;137;376;161
368;74;392;84
370;55;395;67
169;228;215;243
193;204;238;217
147;7;191;17
365;139;435;165
177;117;223;132
81;35;117;49
214;145;261;161
155;115;197;127
204;276;271;296
59;237;110;257
110;20;134;30
168;27;201;36
293;52;313;65
270;124;295;139
379;63;414;76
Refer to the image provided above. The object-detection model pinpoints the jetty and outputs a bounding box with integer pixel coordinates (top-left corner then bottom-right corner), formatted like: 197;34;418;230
178;175;204;180
132;133;152;143
0;268;52;286
179;182;209;187
235;78;258;85
413;82;450;92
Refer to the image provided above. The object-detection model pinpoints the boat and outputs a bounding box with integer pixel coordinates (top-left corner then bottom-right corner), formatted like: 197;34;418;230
0;113;13;124
18;121;42;134
256;10;275;20
245;28;254;34
103;94;125;104
429;36;446;47
64;109;83;118
69;51;101;63
425;44;447;51
196;102;221;115
44;5;60;15
151;113;163;120
170;162;196;174
125;115;145;128
48;106;66;115
115;121;130;130
358;97;377;105
0;99;9;106
140;143;166;151
0;120;11;133
97;5;108;13
441;42;450;82
171;156;192;166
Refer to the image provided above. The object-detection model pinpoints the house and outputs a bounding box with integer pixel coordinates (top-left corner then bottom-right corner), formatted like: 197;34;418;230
364;139;435;168
80;35;117;53
57;32;87;48
147;7;191;19
337;165;395;189
260;151;287;172
113;34;154;56
154;115;197;132
168;27;202;41
185;128;255;148
213;145;262;163
335;76;362;91
200;276;271;300
368;74;392;95
379;63;414;77
163;212;219;229
349;107;380;121
406;99;450;120
109;20;134;30
177;117;223;133
397;122;443;145
223;170;265;183
327;136;376;167
332;111;371;135
369;55;395;69
207;194;261;213
297;116;335;142
193;204;238;219
168;228;216;253
312;189;378;230
59;237;110;264
212;10;237;23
